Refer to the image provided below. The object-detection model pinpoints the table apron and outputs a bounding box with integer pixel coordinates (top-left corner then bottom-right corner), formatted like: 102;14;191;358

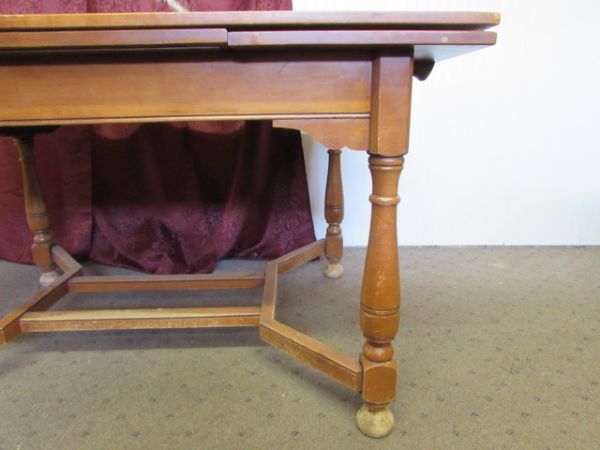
0;51;373;126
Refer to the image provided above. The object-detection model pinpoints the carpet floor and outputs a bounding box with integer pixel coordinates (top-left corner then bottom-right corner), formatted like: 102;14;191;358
0;247;599;450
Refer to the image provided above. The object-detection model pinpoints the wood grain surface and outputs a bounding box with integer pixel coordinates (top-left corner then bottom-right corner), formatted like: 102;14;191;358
0;11;500;31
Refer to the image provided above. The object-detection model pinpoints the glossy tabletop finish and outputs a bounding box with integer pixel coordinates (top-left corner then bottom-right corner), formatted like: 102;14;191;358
0;11;498;60
0;10;500;30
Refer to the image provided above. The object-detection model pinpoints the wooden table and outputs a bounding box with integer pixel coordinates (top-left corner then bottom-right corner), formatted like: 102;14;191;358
0;11;499;438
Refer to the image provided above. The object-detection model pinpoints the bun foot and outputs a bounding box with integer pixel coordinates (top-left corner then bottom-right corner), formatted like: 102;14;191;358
39;269;60;287
323;262;344;279
356;405;394;438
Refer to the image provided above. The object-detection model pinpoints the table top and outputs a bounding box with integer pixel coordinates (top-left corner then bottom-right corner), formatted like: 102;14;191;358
0;11;499;62
0;11;499;31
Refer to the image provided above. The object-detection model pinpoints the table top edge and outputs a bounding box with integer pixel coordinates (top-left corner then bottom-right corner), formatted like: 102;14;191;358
0;11;501;31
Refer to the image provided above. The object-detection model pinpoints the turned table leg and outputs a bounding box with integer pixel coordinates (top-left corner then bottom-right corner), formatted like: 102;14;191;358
324;148;344;279
356;154;404;438
12;130;60;287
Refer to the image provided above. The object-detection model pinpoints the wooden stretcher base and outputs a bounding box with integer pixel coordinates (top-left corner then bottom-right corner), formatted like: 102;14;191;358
0;239;363;393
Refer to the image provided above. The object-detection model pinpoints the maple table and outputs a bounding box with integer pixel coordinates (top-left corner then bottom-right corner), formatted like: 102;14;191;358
0;11;499;437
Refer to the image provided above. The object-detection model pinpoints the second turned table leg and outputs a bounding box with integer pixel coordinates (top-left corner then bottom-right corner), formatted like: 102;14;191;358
12;130;60;287
324;148;344;279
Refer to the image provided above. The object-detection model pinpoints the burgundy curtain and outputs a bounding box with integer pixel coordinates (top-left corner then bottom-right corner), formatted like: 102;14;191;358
0;0;316;274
